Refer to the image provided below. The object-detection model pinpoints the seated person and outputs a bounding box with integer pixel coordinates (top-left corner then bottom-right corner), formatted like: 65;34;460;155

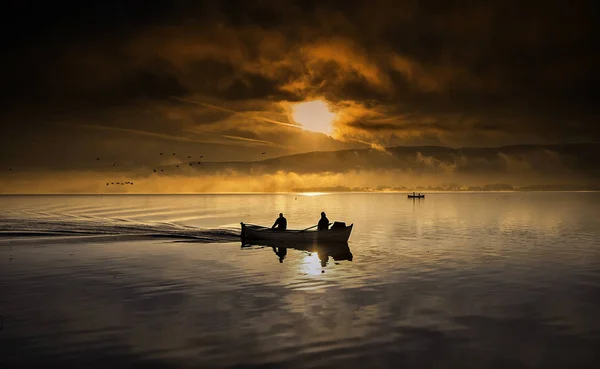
271;213;287;230
318;212;329;231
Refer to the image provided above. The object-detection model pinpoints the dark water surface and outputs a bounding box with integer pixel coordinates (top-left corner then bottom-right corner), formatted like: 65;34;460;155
1;193;599;368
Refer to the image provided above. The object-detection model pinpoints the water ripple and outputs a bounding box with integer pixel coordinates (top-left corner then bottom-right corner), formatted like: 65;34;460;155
0;216;239;242
1;193;600;368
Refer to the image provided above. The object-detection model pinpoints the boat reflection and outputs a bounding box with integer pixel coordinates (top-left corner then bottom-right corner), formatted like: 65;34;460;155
272;246;288;263
242;240;353;266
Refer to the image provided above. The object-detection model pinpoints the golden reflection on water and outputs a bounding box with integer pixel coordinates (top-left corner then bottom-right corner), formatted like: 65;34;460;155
1;193;600;368
299;252;324;276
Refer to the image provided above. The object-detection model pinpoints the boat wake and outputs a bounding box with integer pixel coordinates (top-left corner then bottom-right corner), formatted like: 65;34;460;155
0;217;240;243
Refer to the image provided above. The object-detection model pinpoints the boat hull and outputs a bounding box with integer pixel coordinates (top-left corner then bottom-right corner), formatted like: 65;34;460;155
241;223;353;244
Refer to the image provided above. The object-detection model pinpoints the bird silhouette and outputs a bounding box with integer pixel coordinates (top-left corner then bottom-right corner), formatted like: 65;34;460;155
153;169;157;172
106;183;109;185
8;168;12;171
172;153;176;155
197;162;201;164
160;169;164;172
262;152;266;155
111;182;114;185
188;156;191;159
176;165;179;167
96;157;100;160
200;156;203;158
160;153;163;155
189;163;192;166
112;161;116;166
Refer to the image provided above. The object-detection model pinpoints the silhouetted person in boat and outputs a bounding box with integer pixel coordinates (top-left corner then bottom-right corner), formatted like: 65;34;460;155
272;213;287;230
318;212;329;231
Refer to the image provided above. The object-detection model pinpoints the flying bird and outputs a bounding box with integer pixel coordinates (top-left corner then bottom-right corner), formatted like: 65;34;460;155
200;156;203;158
160;169;163;172
189;163;192;166
197;162;201;164
262;152;266;155
106;183;109;185
176;165;179;167
153;169;157;172
96;157;100;160
172;153;176;155
188;156;191;159
160;153;163;155
112;161;116;166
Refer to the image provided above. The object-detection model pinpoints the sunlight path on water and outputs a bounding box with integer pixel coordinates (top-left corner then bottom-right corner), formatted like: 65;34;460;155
1;193;600;368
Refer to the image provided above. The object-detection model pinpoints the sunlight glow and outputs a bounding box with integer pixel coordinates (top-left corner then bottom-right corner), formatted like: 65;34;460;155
292;100;336;135
299;192;328;197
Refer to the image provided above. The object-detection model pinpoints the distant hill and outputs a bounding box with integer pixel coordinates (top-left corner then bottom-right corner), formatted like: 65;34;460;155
181;143;599;179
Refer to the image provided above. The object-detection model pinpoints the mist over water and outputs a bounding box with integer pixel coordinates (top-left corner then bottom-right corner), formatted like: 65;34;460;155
1;193;599;368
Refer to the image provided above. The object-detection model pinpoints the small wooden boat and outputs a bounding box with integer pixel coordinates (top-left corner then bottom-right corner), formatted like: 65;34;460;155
240;222;353;243
407;194;425;198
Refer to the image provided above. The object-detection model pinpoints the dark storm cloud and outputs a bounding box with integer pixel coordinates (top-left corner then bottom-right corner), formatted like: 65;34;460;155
1;0;599;172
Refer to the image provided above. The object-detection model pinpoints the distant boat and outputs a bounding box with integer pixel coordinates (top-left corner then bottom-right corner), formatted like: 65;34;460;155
407;194;425;198
240;222;353;243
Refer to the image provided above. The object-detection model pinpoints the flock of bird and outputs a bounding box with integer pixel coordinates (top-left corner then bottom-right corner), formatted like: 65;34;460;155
103;151;267;188
5;151;269;189
99;152;210;187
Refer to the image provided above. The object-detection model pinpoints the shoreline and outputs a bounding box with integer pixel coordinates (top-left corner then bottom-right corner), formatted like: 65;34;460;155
1;190;599;196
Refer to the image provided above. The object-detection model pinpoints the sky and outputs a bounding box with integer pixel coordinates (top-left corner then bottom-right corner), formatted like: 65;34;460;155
1;0;598;192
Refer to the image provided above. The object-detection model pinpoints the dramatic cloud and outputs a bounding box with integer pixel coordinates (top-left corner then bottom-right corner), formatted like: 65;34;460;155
1;0;598;188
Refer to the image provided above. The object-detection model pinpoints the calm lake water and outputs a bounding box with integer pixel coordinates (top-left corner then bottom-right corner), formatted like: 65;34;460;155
1;193;599;368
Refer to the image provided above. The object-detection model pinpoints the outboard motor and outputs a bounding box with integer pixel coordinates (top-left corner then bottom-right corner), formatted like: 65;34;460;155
240;222;246;244
331;221;346;229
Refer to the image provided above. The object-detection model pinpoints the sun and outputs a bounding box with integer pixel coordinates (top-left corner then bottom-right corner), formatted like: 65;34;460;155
291;100;336;135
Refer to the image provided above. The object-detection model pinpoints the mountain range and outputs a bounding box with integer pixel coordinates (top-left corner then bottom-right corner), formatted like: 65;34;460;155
179;143;599;181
